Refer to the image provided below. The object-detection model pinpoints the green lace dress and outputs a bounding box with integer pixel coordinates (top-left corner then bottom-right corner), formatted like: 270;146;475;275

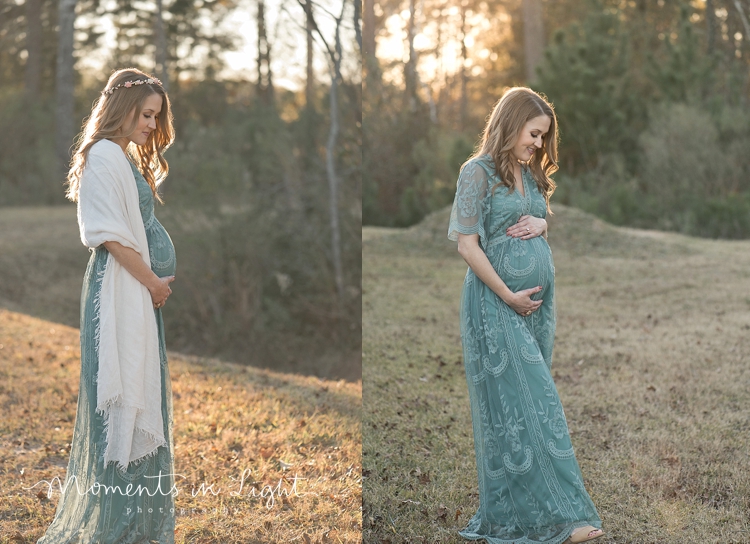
38;161;177;544
448;155;602;543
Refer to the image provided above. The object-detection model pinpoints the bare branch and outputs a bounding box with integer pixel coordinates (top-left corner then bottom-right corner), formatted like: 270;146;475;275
733;0;750;42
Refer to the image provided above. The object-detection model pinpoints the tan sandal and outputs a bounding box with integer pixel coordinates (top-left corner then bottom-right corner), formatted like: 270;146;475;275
565;526;604;543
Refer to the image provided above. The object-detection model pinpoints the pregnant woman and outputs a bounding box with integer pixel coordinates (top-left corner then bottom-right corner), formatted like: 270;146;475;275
448;87;604;544
38;68;177;543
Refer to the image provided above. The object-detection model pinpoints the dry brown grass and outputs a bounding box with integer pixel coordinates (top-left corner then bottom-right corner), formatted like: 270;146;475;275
363;205;750;543
0;309;361;543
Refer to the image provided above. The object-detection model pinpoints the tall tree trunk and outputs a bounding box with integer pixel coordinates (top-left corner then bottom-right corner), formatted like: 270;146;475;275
459;0;467;131
353;0;361;54
56;0;77;180
304;0;314;108
363;0;377;81
327;4;346;305
404;0;417;110
25;0;42;101
256;0;274;104
705;0;716;54
298;0;346;303
433;5;444;122
154;0;169;90
326;66;344;303
733;0;750;43
523;0;544;83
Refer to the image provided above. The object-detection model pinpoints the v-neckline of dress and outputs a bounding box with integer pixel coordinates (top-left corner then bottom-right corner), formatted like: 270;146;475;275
516;165;528;199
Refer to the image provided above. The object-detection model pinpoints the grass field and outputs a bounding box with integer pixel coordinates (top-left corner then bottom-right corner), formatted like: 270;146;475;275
362;205;750;543
0;308;361;543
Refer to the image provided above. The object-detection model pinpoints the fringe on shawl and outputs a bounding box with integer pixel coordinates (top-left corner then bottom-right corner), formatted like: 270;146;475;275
91;259;106;360
109;424;165;473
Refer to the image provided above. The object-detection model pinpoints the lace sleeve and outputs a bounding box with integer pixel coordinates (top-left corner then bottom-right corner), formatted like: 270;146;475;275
447;160;491;248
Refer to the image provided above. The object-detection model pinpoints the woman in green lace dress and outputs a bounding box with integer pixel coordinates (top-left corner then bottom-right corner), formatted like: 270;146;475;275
38;69;177;543
448;87;604;544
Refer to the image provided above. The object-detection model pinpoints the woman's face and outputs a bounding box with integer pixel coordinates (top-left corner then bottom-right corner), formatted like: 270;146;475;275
510;114;551;163
120;93;163;146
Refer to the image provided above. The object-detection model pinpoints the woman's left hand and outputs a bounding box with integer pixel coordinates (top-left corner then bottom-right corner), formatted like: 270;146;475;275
506;215;547;240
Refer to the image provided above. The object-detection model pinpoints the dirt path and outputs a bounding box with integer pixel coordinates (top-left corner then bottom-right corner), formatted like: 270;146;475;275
363;205;750;543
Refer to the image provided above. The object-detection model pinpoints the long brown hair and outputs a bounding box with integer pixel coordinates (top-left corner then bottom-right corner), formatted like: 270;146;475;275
467;87;559;209
65;68;175;203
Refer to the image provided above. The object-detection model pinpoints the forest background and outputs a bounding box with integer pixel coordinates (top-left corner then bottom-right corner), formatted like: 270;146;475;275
0;0;362;380
363;0;750;239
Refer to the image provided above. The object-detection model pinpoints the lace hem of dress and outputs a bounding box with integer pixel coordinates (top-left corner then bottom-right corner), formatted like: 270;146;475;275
459;511;602;544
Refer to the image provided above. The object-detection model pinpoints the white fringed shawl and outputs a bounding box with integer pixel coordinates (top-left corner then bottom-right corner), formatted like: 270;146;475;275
77;138;166;471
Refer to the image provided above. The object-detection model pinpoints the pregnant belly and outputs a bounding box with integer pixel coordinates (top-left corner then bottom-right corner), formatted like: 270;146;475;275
147;222;176;277
492;237;554;296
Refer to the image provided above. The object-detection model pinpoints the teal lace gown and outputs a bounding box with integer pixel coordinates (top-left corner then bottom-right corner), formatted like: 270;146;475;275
38;162;177;544
448;155;602;544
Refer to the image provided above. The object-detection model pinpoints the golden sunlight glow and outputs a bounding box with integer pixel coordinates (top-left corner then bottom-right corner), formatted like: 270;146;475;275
376;5;501;97
75;0;351;89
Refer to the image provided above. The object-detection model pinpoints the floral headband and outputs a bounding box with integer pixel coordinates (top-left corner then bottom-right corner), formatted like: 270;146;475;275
102;77;162;96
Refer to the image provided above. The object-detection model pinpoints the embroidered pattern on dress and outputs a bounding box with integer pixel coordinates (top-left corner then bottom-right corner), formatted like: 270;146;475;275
502;402;524;453
483;350;509;376
503;446;534;475
485;458;506;479
502;255;537;277
458;167;480;218
547;440;576;459
520;346;545;364
115;456;151;482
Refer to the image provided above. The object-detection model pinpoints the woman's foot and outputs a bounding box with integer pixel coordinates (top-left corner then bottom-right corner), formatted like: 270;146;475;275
565;526;604;543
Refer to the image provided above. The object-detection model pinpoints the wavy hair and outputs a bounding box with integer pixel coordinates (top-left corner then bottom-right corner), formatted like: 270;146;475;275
467;87;558;209
65;68;175;203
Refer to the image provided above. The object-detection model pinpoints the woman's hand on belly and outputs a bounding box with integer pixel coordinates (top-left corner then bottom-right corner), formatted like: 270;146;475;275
504;285;543;317
457;233;543;317
149;276;174;308
506;215;547;240
102;240;174;308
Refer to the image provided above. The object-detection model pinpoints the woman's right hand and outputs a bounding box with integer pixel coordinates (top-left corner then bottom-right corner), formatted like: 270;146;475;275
149;276;175;308
504;286;543;317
